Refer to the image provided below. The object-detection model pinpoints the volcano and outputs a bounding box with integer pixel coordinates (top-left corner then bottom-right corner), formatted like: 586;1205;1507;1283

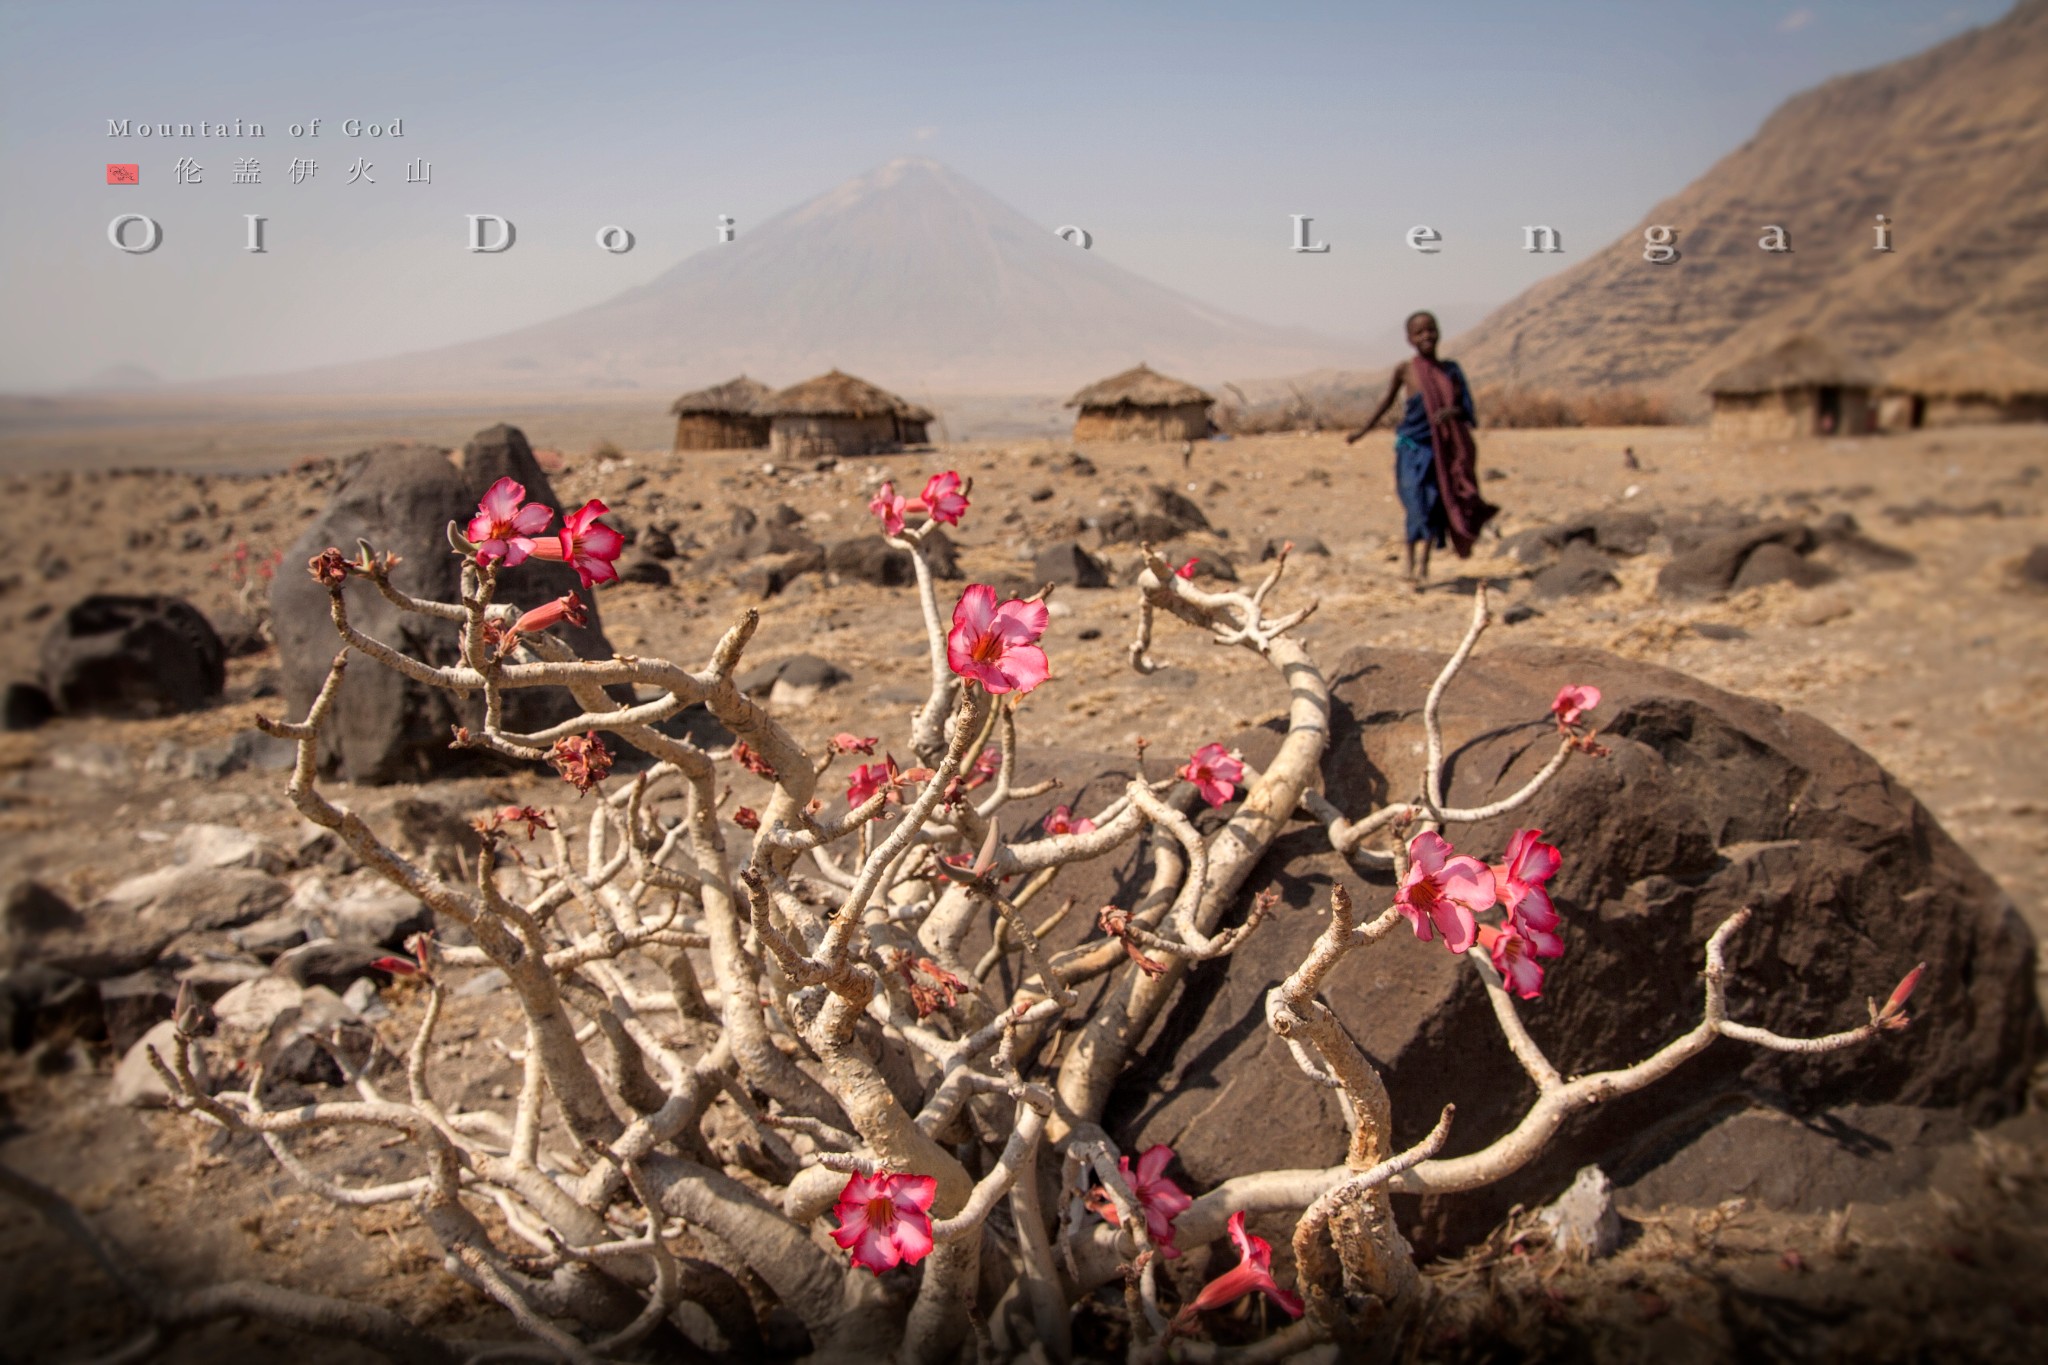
263;158;1365;397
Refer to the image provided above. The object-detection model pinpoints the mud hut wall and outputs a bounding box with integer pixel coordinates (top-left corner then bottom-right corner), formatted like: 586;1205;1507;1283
1712;390;1809;441
673;413;771;451
768;414;900;458
1071;402;1212;442
1923;395;2048;427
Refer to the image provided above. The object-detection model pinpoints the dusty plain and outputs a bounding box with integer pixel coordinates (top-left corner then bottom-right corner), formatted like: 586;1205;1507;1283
1;419;2045;1359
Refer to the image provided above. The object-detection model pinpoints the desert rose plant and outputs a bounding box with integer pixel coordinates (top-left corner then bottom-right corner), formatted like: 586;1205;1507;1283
90;470;1923;1362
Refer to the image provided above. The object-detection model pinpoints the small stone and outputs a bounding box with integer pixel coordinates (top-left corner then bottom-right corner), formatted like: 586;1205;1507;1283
1534;1165;1620;1259
213;976;305;1033
111;1019;205;1109
1502;604;1542;625
454;967;510;998
1691;622;1750;641
173;823;285;875
2;682;55;732
175;957;270;1001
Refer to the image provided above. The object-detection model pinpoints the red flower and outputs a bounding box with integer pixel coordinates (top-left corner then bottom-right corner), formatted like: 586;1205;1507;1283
1552;684;1602;730
468;477;554;568
831;1171;937;1274
1177;743;1244;809
1042;804;1096;837
732;806;761;831
549;732;612;794
369;954;421;977
1877;962;1927;1030
1088;1144;1194;1257
1395;831;1495;955
1177;1211;1304;1322
831;733;879;755
510;590;589;637
730;740;779;780
946;585;1050;695
847;756;903;807
869;481;910;537
1174;557;1199;581
531;499;624;588
919;470;969;526
1492;828;1562;935
1478;921;1560;1000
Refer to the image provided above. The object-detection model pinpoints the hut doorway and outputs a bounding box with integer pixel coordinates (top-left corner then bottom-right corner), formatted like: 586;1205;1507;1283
1817;385;1842;434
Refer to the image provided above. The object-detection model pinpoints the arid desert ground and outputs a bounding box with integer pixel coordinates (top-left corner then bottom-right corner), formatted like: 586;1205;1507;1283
2;418;2045;1359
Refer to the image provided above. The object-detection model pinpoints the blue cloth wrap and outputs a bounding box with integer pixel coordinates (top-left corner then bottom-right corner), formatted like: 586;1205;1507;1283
1395;435;1445;547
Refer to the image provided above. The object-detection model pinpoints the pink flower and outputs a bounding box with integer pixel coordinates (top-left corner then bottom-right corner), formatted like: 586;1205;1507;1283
467;477;554;568
1479;921;1560;1000
1492;828;1563;935
1176;1211;1304;1323
1552;684;1602;729
920;470;969;526
847;757;901;807
510;591;588;637
830;1171;938;1275
946;585;1051;695
1177;743;1243;809
1174;557;1198;580
1088;1144;1194;1258
1043;804;1096;837
869;481;909;537
531;499;625;588
1395;831;1496;955
831;733;879;755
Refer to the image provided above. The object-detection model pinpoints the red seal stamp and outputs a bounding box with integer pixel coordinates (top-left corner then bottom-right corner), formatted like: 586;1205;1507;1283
106;164;140;184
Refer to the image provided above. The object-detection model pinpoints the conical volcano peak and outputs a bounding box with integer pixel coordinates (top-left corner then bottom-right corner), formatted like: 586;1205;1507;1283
252;160;1363;396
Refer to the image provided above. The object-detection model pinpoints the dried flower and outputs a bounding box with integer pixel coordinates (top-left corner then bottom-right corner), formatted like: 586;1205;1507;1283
831;1171;937;1274
468;477;554;568
732;806;761;831
1396;831;1496;955
896;953;968;1017
831;733;879;755
730;740;779;780
1098;905;1168;977
549;732;612;794
1178;743;1244;809
947;585;1051;695
308;546;350;588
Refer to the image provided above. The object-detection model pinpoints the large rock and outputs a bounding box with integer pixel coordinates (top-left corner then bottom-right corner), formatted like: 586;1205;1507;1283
1530;542;1620;599
272;426;618;783
1109;644;2042;1253
40;595;224;719
1033;542;1110;589
1656;520;1813;600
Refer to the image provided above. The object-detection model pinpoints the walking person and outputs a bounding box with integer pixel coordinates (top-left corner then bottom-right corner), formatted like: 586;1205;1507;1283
1346;311;1498;585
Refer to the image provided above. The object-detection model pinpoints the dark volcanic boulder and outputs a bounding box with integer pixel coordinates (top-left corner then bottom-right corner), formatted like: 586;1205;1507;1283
1109;644;2041;1252
40;595;224;719
1530;542;1620;599
1034;542;1110;589
1657;520;1814;599
272;426;617;783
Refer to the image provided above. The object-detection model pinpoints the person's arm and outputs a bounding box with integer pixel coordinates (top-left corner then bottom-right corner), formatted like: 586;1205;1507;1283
1345;365;1407;444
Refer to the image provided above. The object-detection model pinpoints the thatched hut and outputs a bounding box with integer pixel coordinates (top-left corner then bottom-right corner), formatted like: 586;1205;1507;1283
1706;337;1878;440
1066;364;1213;442
669;377;773;451
762;370;919;458
1878;342;2048;430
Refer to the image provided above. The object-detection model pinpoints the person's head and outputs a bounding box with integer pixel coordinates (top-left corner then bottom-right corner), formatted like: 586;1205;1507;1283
1405;311;1440;358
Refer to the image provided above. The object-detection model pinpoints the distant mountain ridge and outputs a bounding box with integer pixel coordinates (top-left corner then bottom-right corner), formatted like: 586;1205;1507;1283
239;158;1369;397
1446;0;2048;404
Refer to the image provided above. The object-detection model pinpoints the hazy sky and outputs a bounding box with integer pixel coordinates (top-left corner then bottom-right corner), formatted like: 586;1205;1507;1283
0;0;2009;390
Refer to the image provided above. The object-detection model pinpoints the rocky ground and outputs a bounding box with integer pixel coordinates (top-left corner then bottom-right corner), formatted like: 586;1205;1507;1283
1;421;2045;1359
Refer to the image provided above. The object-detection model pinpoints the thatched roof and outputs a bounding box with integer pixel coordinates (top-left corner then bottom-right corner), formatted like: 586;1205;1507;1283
1066;364;1213;410
1706;336;1879;396
896;400;934;424
670;376;774;417
760;370;909;419
1882;342;2048;400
